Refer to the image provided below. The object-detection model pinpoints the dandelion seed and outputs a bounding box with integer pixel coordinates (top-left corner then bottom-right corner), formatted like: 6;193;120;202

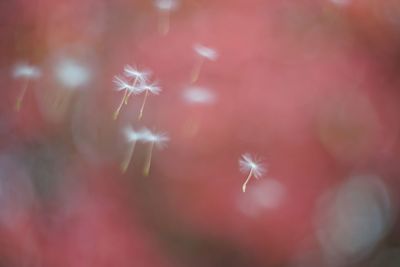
154;0;179;35
191;43;218;83
112;75;138;120
123;65;151;104
239;153;266;193
141;129;169;176
136;82;162;120
12;63;42;111
120;126;144;173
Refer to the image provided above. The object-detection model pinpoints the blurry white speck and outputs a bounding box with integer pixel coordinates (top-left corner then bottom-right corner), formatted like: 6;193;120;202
154;0;179;11
12;63;41;79
315;175;394;264
194;44;218;61
182;86;217;105
329;0;351;6
237;179;285;217
55;58;91;89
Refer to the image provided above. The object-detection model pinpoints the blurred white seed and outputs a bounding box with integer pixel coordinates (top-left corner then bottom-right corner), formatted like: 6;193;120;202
13;63;41;79
12;62;42;111
182;86;217;105
191;44;218;83
141;128;169;176
154;0;179;35
194;44;219;61
329;0;351;7
155;0;179;11
120;126;145;173
239;153;266;192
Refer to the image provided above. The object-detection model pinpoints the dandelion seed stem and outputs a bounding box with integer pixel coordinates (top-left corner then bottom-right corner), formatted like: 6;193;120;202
125;77;139;105
191;58;204;83
138;90;149;120
158;11;170;36
143;141;154;176
242;168;253;193
121;140;137;173
113;89;129;120
15;79;30;111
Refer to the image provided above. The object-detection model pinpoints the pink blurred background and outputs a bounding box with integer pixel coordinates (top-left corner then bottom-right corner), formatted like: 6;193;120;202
1;0;400;266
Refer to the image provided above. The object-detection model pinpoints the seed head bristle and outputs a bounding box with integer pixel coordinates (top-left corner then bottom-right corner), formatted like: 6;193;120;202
239;153;266;178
